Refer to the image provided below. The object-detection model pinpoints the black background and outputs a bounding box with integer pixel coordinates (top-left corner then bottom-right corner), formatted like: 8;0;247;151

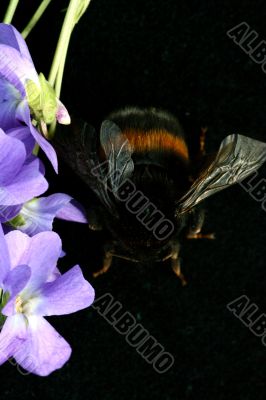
0;0;266;399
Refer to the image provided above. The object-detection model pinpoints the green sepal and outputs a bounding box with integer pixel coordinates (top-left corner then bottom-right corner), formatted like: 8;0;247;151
25;73;57;127
39;73;57;124
25;78;42;120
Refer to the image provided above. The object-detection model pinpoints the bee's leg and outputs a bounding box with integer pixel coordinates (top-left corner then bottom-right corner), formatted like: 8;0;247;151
170;243;187;286
199;127;208;156
93;242;114;278
87;206;103;231
187;232;215;239
186;208;215;240
186;208;205;238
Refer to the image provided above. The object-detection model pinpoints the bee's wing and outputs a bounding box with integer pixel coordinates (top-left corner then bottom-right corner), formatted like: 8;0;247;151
53;119;134;216
100;120;134;193
177;134;266;213
53;120;117;215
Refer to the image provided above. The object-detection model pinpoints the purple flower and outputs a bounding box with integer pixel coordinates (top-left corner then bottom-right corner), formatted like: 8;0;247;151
0;225;95;376
0;125;88;234
7;125;35;157
0;127;48;221
6;193;88;236
0;24;71;172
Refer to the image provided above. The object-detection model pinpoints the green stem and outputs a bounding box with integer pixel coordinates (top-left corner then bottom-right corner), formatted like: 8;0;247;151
48;0;79;89
48;0;91;137
3;0;20;23
49;119;56;137
54;36;69;98
21;0;52;39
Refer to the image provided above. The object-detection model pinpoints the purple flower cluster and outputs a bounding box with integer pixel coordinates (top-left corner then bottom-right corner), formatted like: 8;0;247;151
0;22;88;236
0;24;95;376
0;226;94;376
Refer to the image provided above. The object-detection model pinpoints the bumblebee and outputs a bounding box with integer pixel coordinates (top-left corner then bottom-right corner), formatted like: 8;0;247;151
55;107;266;284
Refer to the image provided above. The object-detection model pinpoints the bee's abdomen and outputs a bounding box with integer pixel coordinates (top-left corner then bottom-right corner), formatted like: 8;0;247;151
107;106;189;162
123;128;189;161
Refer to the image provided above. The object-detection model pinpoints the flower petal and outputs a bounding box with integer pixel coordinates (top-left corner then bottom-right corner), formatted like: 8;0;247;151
17;193;72;235
0;223;10;284
56;99;71;125
19;231;62;294
2;158;48;206
0;314;27;364
0;44;38;95
17;194;87;236
0;204;22;223
7;126;35;157
38;265;95;316
56;199;88;223
0;24;34;64
4;231;61;287
4;230;31;270
0;78;21;130
16;101;58;172
47;266;61;283
0;127;26;186
3;265;31;309
13;315;71;376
